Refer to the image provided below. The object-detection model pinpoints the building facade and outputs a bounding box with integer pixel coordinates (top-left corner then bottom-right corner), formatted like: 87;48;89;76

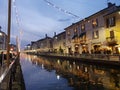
0;26;7;50
31;41;38;50
52;31;66;53
31;34;52;52
65;2;120;54
104;8;120;54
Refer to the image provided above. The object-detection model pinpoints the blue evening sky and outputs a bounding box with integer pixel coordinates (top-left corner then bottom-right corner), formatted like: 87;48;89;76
0;0;120;49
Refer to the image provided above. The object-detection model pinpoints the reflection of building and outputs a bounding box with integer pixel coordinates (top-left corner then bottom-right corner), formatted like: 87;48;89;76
65;2;119;54
53;31;66;53
0;26;7;50
29;54;120;90
104;8;120;54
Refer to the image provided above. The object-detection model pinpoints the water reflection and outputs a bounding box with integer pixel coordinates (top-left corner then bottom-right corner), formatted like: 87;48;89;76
21;54;120;90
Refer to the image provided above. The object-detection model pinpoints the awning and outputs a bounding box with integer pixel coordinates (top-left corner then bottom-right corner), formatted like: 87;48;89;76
79;32;86;37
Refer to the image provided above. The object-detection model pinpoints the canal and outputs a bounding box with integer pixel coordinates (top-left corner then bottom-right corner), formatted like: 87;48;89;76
20;54;120;90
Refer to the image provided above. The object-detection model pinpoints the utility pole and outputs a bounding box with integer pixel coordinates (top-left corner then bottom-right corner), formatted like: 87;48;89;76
7;0;12;67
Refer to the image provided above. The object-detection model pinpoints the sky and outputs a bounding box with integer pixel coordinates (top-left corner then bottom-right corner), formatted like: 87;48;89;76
0;0;120;49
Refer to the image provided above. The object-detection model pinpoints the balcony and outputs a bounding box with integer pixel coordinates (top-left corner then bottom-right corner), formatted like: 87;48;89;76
106;37;118;46
80;39;87;45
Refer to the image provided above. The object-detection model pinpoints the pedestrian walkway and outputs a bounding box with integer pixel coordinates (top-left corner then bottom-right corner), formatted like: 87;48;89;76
0;60;11;90
0;58;25;90
0;60;8;77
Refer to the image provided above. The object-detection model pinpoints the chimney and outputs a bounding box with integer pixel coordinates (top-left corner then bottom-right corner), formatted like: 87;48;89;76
54;32;56;36
0;26;1;31
107;2;114;7
45;34;47;38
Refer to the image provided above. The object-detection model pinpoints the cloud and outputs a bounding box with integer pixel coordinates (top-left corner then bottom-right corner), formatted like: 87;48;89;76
20;7;64;34
13;6;68;48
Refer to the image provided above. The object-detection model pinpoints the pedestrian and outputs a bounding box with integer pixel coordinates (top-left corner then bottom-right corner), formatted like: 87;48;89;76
0;52;4;66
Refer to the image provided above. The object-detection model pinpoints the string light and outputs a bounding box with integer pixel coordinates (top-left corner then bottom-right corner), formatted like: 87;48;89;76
43;0;80;18
12;0;23;51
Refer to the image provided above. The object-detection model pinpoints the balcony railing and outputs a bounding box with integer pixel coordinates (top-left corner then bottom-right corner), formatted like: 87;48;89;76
80;39;87;45
106;37;117;46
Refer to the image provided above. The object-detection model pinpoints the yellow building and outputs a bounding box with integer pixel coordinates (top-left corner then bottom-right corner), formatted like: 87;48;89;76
104;9;120;54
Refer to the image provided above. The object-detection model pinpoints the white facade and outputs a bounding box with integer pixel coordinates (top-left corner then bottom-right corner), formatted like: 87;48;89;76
65;3;119;54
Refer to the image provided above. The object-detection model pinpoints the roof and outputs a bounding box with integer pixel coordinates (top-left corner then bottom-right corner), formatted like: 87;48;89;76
65;3;118;30
53;31;65;38
104;7;120;17
37;36;52;42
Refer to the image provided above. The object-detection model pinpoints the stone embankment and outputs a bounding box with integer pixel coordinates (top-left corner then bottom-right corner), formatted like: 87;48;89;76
36;53;120;67
11;59;26;90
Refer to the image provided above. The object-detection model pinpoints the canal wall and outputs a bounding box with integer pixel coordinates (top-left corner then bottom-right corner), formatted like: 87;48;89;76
9;56;26;90
36;53;120;67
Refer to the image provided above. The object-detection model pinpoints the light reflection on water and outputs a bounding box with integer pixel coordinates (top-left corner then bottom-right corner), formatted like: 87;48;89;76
20;54;73;90
20;54;120;90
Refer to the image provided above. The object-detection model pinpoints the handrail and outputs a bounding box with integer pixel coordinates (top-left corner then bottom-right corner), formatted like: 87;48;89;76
0;60;15;83
0;59;16;89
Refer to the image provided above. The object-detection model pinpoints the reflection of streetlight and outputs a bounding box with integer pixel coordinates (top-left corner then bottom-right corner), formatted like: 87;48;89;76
118;11;120;15
57;75;60;80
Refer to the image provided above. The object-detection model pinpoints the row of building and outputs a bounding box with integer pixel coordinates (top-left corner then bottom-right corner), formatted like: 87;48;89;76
25;2;120;54
0;26;7;51
0;26;17;52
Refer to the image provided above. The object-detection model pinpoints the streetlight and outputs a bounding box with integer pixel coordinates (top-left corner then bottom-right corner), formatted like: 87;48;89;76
7;0;12;67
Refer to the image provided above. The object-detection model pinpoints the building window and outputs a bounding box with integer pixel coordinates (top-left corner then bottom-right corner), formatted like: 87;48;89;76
93;31;99;39
110;30;114;38
74;28;77;32
106;17;116;28
92;19;98;28
67;31;70;36
81;24;85;31
74;28;78;35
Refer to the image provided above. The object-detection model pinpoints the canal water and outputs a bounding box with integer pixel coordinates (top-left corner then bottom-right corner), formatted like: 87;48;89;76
20;54;120;90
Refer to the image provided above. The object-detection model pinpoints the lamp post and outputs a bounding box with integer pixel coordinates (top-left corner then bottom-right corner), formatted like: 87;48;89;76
7;0;12;67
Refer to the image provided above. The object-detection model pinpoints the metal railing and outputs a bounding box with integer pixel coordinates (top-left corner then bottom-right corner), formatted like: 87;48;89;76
0;57;18;90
